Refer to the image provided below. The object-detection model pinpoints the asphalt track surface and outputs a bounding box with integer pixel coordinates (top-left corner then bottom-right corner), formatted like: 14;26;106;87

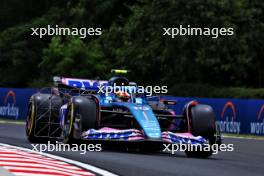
0;123;263;176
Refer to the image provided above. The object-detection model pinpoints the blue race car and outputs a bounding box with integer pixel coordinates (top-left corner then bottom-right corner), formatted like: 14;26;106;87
26;72;221;157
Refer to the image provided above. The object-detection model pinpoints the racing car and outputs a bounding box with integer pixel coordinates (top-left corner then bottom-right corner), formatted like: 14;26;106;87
26;71;221;157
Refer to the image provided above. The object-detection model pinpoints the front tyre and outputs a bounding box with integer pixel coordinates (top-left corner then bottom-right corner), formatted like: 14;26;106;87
62;96;98;144
184;104;220;158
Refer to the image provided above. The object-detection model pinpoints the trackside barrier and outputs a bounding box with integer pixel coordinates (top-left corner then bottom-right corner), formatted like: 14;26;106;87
0;88;37;120
0;88;263;135
159;96;264;136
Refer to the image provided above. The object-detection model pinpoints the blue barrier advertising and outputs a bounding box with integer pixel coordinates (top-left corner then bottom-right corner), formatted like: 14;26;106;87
160;96;264;136
0;88;263;135
0;88;37;120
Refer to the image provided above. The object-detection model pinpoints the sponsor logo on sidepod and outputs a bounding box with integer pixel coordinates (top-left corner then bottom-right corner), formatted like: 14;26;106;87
250;105;264;135
0;90;19;119
216;102;240;134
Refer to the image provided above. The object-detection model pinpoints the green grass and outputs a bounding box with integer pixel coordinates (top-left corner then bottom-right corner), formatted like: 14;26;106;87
222;133;264;140
0;119;25;125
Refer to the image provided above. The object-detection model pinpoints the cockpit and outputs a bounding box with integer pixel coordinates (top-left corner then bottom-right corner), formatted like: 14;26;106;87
108;77;129;87
107;77;131;102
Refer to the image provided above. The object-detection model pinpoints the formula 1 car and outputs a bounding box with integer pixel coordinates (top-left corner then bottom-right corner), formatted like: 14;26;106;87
26;71;221;157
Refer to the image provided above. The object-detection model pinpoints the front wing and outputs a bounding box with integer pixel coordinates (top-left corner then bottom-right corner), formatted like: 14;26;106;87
82;128;206;145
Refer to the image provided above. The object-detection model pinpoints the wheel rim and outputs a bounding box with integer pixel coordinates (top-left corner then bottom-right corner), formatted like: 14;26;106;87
26;103;34;135
64;104;73;139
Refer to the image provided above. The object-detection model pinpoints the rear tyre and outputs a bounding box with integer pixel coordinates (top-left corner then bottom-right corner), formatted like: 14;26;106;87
26;93;62;143
63;96;98;144
185;104;218;158
26;97;37;142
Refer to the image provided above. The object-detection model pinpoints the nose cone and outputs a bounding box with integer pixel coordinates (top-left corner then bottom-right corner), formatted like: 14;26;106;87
145;129;162;139
130;105;162;139
139;119;161;139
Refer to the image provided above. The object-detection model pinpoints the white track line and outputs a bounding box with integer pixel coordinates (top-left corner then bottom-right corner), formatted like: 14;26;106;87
0;162;90;175
0;143;118;176
7;173;57;176
222;135;264;140
2;166;93;176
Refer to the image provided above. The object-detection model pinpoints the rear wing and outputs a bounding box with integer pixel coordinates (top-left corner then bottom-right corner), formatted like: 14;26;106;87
53;76;136;91
53;76;108;90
